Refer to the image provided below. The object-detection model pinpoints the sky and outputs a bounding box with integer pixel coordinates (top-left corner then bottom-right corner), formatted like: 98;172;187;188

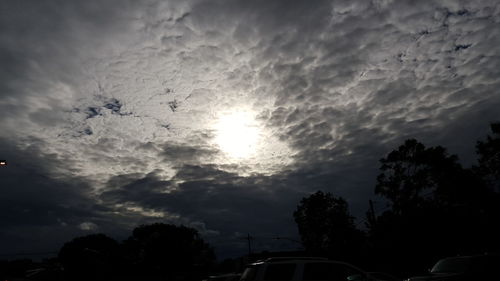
1;0;500;260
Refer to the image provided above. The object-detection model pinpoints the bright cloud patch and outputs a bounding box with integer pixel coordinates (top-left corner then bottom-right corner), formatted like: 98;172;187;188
214;110;260;159
78;222;98;231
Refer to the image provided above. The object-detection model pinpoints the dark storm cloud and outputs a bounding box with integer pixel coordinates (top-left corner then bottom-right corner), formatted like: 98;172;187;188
100;164;306;255
104;171;173;201
0;137;108;255
0;136;178;257
99;136;386;256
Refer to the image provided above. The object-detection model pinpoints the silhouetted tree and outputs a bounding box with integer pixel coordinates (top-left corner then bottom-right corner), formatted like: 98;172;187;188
369;138;500;275
123;223;215;281
473;122;500;252
293;191;365;262
375;139;471;214
370;140;465;274
475;122;500;192
58;234;120;281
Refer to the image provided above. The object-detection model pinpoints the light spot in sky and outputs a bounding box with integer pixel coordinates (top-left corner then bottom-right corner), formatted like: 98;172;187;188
78;222;98;231
206;107;294;175
214;110;260;159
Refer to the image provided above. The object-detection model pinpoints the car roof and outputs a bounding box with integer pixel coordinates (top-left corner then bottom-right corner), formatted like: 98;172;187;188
248;257;364;268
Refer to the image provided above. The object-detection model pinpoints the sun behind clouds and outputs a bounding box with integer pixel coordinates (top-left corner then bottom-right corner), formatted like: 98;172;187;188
207;107;293;175
213;110;260;159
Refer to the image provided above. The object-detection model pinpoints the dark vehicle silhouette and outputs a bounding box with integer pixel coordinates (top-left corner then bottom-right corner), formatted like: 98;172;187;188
240;257;378;281
406;254;499;281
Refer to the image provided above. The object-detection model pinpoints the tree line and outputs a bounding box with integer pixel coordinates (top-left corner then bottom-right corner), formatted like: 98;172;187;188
294;122;500;276
1;223;216;281
60;223;216;281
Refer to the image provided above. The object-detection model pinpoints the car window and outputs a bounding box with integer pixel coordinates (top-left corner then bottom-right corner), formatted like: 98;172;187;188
303;262;332;280
303;262;365;281
264;264;296;281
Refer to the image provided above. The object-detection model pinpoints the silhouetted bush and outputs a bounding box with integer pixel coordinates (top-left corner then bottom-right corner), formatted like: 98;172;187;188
58;233;120;280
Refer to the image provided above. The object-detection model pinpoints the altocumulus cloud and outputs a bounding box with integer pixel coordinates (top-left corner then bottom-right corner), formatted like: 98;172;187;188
1;0;500;258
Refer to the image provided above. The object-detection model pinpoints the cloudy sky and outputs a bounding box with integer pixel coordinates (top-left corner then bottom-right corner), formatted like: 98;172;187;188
1;0;500;259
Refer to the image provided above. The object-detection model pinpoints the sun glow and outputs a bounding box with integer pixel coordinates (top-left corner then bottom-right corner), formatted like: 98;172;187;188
214;111;260;159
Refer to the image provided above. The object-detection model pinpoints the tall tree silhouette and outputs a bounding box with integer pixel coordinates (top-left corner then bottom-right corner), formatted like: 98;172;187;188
476;122;500;192
371;140;466;274
293;191;364;261
473;122;500;252
375;139;470;214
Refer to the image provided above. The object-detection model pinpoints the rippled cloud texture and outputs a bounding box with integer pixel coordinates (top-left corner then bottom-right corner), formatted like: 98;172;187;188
2;0;500;258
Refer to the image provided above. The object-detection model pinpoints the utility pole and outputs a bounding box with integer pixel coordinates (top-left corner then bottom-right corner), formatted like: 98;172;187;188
240;233;253;256
247;233;252;255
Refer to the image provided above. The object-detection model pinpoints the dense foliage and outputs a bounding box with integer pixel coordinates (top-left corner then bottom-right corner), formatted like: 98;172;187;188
57;223;215;281
293;191;365;261
294;123;500;275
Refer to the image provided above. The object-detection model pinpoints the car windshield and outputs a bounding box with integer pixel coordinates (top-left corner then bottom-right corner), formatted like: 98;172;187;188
431;257;472;273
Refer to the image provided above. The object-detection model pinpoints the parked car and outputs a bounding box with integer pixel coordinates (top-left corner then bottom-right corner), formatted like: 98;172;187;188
405;254;499;281
240;257;378;281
